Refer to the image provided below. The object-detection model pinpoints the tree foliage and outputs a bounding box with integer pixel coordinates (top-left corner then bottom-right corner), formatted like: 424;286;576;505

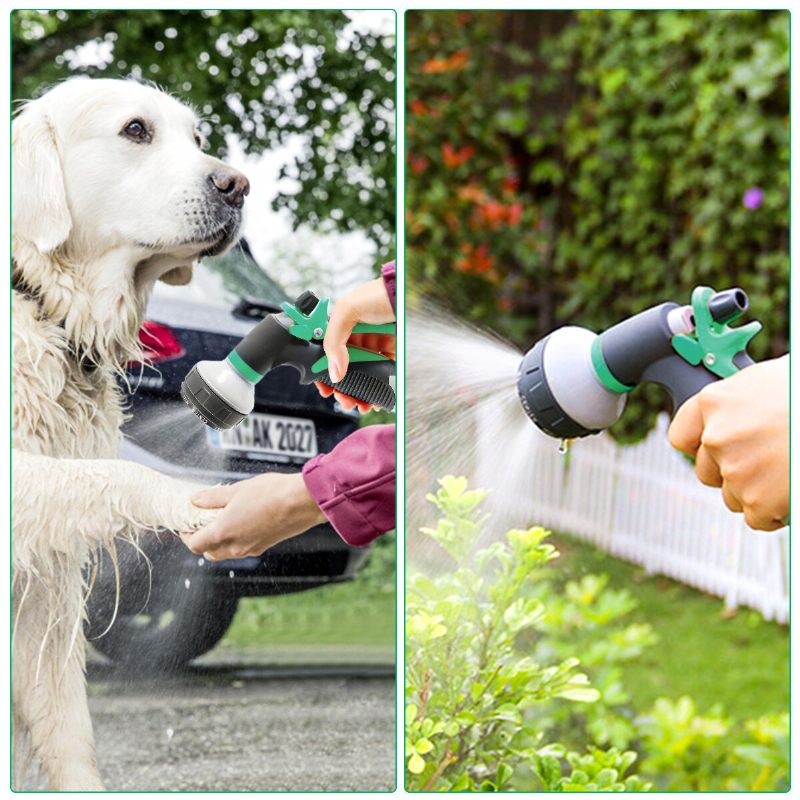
13;9;396;257
406;10;788;439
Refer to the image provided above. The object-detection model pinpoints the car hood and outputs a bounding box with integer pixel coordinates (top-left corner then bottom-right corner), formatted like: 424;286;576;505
145;295;260;338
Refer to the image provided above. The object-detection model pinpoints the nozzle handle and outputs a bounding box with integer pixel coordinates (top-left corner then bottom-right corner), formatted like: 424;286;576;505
641;350;755;413
232;314;294;380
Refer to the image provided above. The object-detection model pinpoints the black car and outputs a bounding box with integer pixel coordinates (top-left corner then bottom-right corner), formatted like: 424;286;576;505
85;242;364;670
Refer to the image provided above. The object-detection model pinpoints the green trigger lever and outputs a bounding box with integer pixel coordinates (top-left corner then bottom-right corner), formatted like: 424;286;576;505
312;323;395;374
279;296;395;374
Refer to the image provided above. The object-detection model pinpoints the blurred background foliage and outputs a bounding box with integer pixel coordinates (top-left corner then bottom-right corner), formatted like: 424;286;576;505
13;9;396;258
406;10;788;440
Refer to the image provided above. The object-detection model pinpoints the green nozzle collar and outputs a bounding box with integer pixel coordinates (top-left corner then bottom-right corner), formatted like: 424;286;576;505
591;336;634;394
227;351;263;383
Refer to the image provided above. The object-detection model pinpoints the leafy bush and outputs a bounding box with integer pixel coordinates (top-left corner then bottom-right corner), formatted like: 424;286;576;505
405;476;650;791
530;572;657;752
637;698;789;791
406;10;788;440
405;476;789;791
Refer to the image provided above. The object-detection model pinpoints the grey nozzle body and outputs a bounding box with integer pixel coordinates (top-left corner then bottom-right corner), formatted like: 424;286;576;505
233;313;294;377
598;303;678;387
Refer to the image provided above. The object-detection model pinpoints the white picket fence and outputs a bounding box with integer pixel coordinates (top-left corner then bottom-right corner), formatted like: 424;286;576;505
474;411;789;623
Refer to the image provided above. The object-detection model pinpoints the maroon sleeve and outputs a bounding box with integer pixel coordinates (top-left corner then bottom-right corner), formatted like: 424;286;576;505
302;424;396;546
381;261;396;313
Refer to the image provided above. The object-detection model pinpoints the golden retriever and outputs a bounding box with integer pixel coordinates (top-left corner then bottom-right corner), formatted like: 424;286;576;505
12;78;249;790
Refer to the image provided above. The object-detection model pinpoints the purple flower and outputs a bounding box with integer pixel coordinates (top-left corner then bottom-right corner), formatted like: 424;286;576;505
743;187;764;210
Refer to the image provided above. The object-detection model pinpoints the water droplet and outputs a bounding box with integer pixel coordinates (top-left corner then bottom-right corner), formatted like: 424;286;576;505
558;438;570;455
165;728;174;740
197;558;205;567
184;579;191;589
228;570;235;579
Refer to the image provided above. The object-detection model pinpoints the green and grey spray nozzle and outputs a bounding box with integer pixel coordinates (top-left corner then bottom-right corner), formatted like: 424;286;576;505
517;285;761;440
181;290;396;430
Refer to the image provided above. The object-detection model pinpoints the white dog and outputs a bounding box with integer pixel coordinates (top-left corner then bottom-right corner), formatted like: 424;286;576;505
12;78;250;790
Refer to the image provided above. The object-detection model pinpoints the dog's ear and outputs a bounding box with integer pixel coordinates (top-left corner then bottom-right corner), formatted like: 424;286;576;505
159;265;194;285
12;102;72;254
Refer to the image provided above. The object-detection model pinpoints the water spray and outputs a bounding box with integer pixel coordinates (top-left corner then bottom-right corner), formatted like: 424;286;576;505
181;290;395;430
517;286;761;439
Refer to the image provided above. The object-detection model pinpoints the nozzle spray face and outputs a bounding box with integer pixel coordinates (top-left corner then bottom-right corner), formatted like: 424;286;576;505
180;360;254;430
517;327;626;439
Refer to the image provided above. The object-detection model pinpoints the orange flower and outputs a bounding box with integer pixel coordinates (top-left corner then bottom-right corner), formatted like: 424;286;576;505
470;199;523;230
480;200;506;226
457;184;488;204
506;203;523;226
442;143;476;169
502;174;520;195
420;48;470;75
454;242;494;275
409;99;429;116
471;243;494;274
408;154;430;175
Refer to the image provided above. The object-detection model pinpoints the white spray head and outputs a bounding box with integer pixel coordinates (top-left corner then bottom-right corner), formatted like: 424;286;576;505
517;326;626;438
181;359;254;430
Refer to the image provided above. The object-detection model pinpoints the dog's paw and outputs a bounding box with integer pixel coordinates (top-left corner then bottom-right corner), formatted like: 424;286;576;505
158;490;219;533
182;504;219;532
127;474;219;534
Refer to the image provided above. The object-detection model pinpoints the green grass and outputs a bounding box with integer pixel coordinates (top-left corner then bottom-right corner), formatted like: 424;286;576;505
221;532;396;651
222;581;395;648
550;532;790;720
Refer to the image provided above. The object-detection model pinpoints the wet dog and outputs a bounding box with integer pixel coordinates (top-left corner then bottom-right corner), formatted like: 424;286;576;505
12;78;249;789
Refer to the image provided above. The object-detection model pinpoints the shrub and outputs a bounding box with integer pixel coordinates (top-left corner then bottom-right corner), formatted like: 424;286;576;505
637;698;789;791
405;476;650;791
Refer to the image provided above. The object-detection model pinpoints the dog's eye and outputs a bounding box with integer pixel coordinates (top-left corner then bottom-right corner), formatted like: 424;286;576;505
121;119;151;144
193;132;205;149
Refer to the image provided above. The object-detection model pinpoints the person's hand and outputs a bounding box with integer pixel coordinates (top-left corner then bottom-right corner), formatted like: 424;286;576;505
314;277;395;413
180;472;326;560
668;356;789;531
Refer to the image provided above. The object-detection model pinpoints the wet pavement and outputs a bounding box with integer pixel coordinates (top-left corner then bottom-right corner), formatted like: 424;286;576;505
88;649;396;792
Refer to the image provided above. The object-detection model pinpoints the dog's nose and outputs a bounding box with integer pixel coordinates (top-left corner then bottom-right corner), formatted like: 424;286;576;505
209;167;250;208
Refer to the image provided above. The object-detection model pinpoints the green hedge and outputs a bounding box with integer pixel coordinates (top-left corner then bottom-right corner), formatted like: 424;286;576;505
406;10;789;440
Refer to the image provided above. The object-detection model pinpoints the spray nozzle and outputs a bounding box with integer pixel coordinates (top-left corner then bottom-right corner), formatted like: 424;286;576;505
181;289;397;430
517;284;761;441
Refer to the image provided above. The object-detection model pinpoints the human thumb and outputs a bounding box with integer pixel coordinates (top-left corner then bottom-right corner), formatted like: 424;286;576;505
191;483;237;509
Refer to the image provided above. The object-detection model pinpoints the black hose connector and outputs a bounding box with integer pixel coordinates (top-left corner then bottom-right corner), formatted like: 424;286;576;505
708;288;748;324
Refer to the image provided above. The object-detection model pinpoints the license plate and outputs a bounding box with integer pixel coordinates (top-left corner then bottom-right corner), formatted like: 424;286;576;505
206;412;318;461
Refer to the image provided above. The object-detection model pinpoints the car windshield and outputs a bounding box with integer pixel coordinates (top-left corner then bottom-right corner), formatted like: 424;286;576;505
153;243;289;307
